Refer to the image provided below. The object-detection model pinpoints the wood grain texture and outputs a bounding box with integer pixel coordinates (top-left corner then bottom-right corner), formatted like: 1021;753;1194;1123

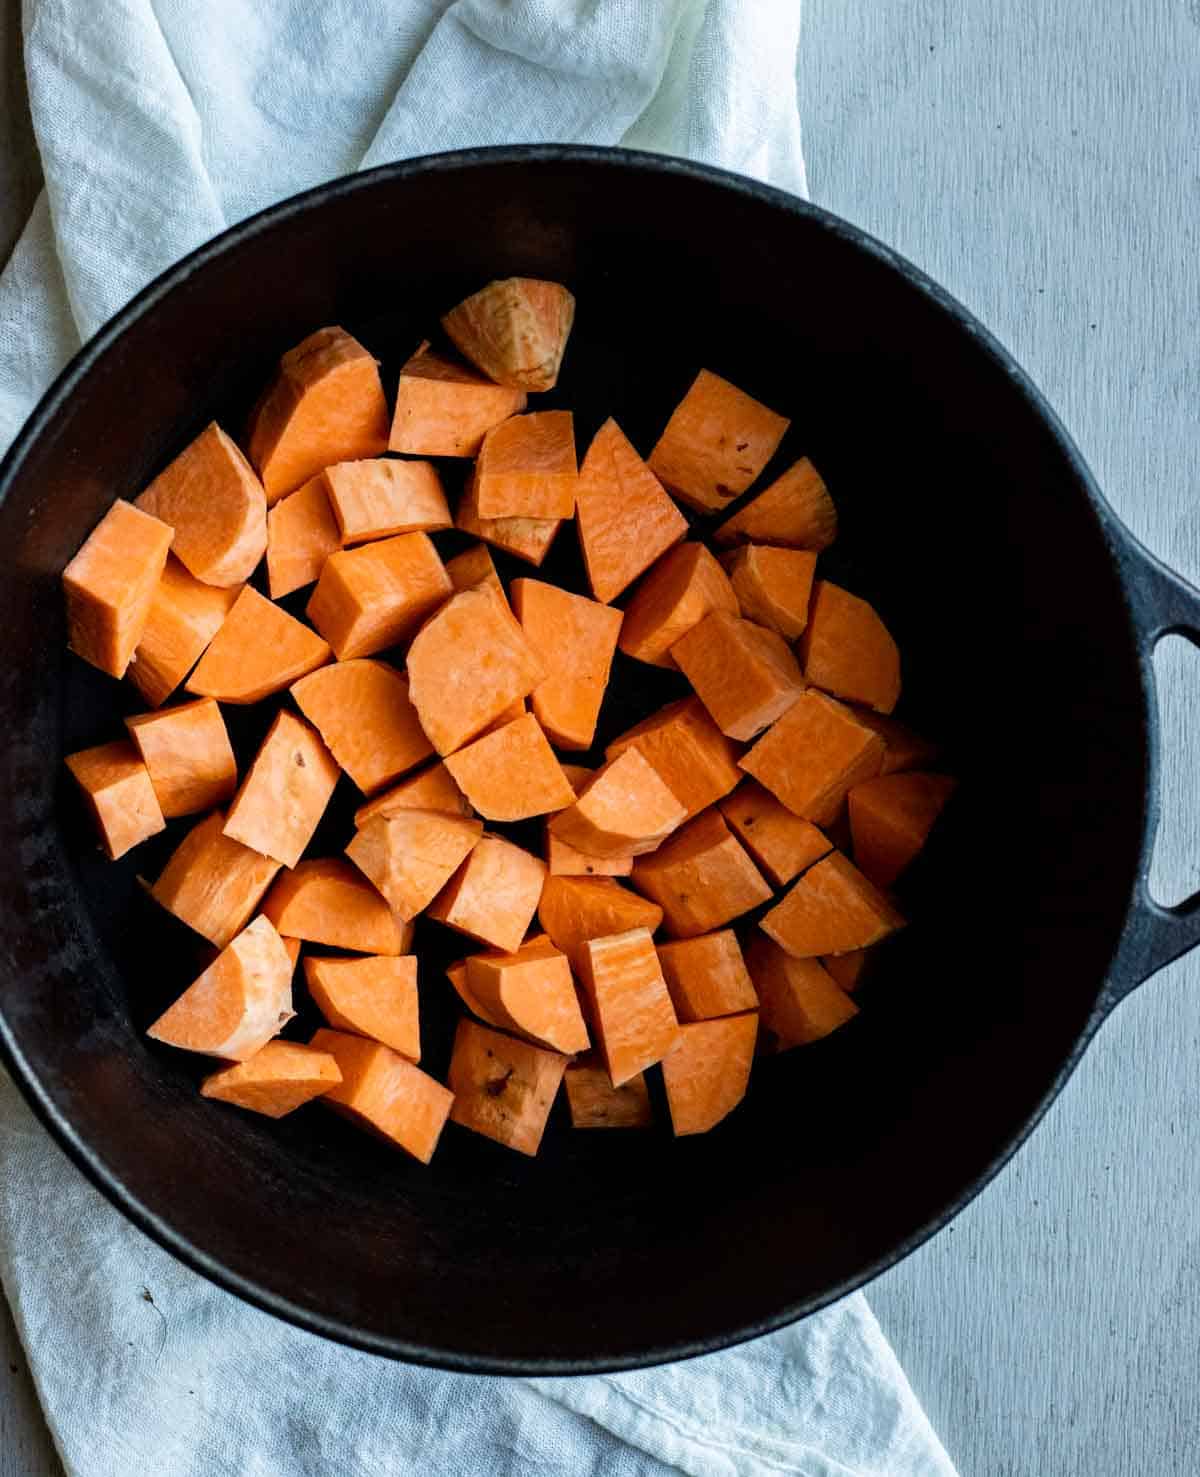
4;3;1200;1474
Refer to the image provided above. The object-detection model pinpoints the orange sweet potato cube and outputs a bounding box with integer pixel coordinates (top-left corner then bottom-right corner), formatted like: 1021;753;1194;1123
346;810;483;921
745;935;859;1048
262;857;411;954
312;1026;452;1163
151;811;280;948
718;779;832;887
223;711;340;869
475;411;578;519
443;713;575;822
321;458;452;544
128;556;241;707
578;927;682;1086
200;1040;341;1119
306;531;451;661
618;542;738;668
720;545;817;640
465;935;589;1054
656;929;758;1022
456;470;561;566
648;369;789;514
510;578;623;749
442;277;575;392
760;851;905;958
447;1017;567;1156
292;659;433;795
65;740;165;859
548;747;686;859
672;610;805;742
389;340;527;457
564;1055;652;1128
445;956;506;1027
426;834;546;952
631;808;772;938
848;771;957;888
125;696;237;818
304;954;420;1061
445;542;503;595
63;500;173;678
538;877;664;971
545;765;633;875
799;580;901;715
265;476;341;599
661;1011;758;1135
606;696;742;819
739;690;886;825
186;586;331;704
713;457;837;551
354;762;471;828
576;418;687;603
247;327;389;504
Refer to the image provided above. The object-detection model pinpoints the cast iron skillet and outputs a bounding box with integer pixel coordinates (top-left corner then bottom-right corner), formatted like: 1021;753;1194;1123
1;147;1199;1375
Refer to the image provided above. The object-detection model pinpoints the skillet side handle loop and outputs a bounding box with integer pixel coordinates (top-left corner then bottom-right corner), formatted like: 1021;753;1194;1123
1107;531;1200;997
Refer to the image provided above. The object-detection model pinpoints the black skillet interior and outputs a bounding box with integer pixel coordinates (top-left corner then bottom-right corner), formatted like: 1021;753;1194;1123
0;149;1148;1371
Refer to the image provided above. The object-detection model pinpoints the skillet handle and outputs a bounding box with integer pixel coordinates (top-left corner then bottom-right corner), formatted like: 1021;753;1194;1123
1107;531;1200;996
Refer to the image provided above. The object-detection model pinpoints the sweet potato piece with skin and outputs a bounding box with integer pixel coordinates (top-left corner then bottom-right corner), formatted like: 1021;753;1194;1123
304;954;420;1061
850;711;939;777
312;1027;452;1163
322;458;452;544
186;586;330;704
466;936;590;1054
648;370;790;514
631;808;772;938
125;697;237;818
128;557;241;707
248;327;389;504
262;858;411;954
721;545;817;640
656;930;758;1022
713;458;837;551
718;780;832;887
565;1056;652;1128
548;748;687;859
800;580;901;715
151;811;281;948
576;418;688;604
200;1040;341;1118
456;470;561;567
65;741;165;860
223;711;340;869
740;690;885;824
448;1018;568;1157
761;851;905;958
445;958;506;1028
511;579;623;750
292;660;433;795
148;915;294;1061
578;928;682;1087
672;610;805;742
662;1012;757;1135
406;583;545;756
442;277;575;392
64;500;173;678
618;543;738;669
347;810;483;922
745;935;858;1047
445;542;503;595
848;771;957;888
389;340;527;457
606;697;742;820
306;531;450;662
538;877;664;971
476;411;578;519
354;762;471;828
136;423;267;587
443;713;575;821
822;949;870;993
265;476;341;599
427;834;546;953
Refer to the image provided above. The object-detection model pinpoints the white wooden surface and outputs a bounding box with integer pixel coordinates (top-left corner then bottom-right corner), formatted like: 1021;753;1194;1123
3;2;1200;1473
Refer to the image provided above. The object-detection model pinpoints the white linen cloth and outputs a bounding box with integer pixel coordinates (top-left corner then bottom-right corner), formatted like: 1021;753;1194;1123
0;3;957;1474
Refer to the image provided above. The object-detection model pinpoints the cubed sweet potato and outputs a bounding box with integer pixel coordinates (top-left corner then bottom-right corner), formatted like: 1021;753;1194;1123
186;586;331;704
389;340;527;457
125;697;237;818
661;1012;757;1134
65;740;165;859
262;857;411;955
306;531;450;661
671;610;805;741
799;580;901;715
631;808;772;938
745;935;859;1048
578;927;681;1086
426;834;546;953
476;411;577;519
151;811;281;948
346;810;483;921
292;659;433;795
656;930;758;1022
510;578;623;750
739;690;885;825
63;500;173;678
618;542;738;668
760;852;905;958
606;696;742;820
720;544;817;640
443;713;575;821
304;954;420;1061
713;457;836;551
447;1017;568;1156
717;779;832;887
312;1026;452;1163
